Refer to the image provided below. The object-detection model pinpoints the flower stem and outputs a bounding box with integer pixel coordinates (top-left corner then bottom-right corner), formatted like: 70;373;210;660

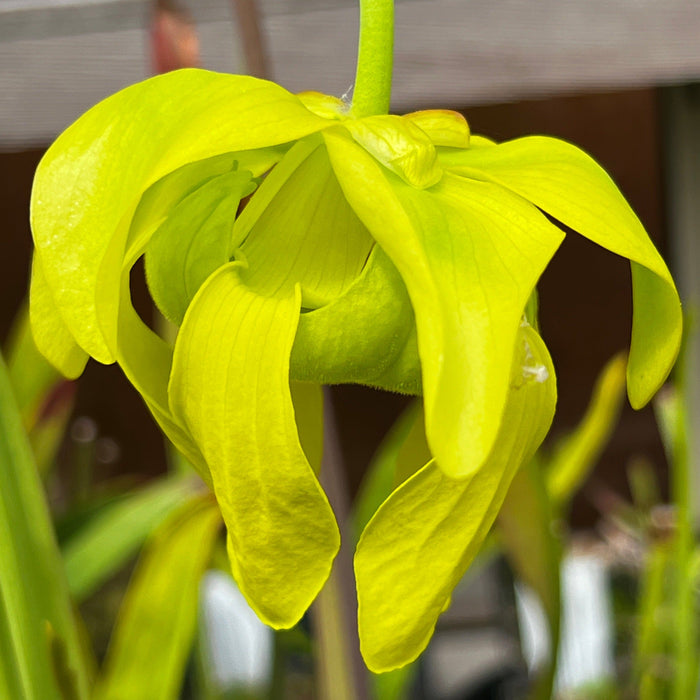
352;0;394;117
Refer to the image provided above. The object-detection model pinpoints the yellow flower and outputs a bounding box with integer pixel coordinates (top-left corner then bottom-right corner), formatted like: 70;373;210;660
30;69;681;670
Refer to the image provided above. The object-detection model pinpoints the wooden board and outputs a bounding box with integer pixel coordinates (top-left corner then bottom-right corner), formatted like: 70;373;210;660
2;0;700;146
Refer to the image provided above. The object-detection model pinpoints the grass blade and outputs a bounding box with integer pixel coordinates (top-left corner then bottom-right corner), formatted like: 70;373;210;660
94;495;221;700
62;476;197;602
0;351;89;699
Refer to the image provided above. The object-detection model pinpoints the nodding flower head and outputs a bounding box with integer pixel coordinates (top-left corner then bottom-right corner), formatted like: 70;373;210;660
30;68;681;671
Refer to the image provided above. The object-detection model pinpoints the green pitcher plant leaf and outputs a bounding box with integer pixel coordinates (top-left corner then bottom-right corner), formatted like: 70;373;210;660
93;495;222;700
0;351;89;699
353;400;427;543
546;352;627;507
498;456;561;700
62;476;197;602
28;67;681;668
5;304;63;430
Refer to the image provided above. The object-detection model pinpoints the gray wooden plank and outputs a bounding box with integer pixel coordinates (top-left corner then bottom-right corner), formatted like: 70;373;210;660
3;0;700;146
266;0;700;109
0;20;243;147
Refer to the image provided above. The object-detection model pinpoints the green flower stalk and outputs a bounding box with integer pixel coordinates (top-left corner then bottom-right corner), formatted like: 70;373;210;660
29;4;681;673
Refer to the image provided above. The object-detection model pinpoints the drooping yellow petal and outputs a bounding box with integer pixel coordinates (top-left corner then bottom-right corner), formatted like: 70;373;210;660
355;324;556;671
115;278;210;484
31;69;330;364
441;136;682;407
325;129;563;478
234;137;373;307
169;262;339;626
28;253;87;379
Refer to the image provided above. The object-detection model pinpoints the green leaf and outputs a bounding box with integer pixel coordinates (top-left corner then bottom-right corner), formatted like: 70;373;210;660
145;168;256;325
440;136;682;407
372;666;419;700
547;353;627;506
93;496;221;700
498;458;561;699
0;351;89;699
31;69;330;365
62;477;197;602
169;262;339;627
5;303;63;428
325;130;563;478
354;324;557;672
653;383;679;464
501;459;560;623
634;538;672;698
5;304;75;476
353;400;429;541
29;392;75;478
